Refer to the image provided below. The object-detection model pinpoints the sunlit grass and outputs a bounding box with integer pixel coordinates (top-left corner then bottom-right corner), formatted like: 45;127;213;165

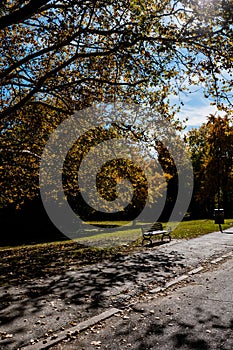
170;219;233;239
75;219;233;246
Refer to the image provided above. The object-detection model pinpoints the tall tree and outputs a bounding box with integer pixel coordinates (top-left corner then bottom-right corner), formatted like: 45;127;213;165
186;114;233;217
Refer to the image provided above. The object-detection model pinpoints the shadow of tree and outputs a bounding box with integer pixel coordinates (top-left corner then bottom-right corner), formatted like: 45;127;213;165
165;308;232;350
112;305;233;350
0;250;185;349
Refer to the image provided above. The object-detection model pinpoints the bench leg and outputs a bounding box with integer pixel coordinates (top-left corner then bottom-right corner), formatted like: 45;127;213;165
161;233;171;242
142;236;152;246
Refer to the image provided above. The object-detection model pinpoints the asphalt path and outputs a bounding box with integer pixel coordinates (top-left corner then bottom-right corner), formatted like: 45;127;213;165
52;251;233;350
0;229;233;349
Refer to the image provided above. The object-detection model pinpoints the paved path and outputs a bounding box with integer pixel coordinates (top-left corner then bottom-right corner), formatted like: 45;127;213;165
54;251;233;350
0;229;233;349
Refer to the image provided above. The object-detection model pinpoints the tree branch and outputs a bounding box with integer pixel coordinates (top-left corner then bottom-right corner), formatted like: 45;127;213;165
0;0;50;30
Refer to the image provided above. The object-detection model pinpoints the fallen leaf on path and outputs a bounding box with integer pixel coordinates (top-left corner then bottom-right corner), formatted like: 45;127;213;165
0;333;13;339
91;340;102;346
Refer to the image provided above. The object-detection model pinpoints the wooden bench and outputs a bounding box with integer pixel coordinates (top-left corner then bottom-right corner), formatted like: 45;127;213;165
141;222;171;245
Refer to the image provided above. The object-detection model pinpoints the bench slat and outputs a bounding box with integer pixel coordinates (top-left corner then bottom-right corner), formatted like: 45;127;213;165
143;230;167;236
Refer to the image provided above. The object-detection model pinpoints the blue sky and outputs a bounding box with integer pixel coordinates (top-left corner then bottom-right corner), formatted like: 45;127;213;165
173;89;226;132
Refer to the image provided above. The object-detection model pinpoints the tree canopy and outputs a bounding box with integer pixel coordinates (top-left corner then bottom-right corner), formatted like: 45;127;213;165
1;0;233;120
1;0;233;217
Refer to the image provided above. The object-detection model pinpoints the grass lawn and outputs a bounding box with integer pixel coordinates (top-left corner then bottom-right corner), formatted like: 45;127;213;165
0;219;232;286
165;219;233;239
75;219;233;245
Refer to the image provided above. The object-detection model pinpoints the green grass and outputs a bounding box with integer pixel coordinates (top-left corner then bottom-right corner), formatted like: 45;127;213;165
75;227;141;247
169;219;233;239
74;219;233;246
0;219;232;286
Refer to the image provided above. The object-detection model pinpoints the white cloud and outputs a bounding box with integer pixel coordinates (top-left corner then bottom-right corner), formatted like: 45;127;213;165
171;90;226;130
179;103;223;128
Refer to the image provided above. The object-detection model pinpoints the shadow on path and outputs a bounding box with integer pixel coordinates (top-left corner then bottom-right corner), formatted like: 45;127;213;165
0;250;186;349
113;306;233;350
